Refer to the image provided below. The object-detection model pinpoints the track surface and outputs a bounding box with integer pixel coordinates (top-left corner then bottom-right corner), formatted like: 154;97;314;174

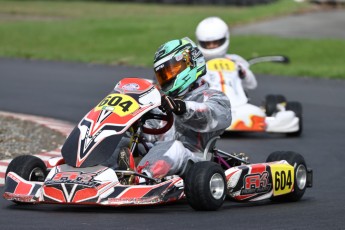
1;57;345;229
232;8;345;39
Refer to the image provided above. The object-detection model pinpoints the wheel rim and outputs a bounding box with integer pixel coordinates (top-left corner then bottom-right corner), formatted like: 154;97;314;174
209;173;225;199
29;167;45;182
296;164;307;190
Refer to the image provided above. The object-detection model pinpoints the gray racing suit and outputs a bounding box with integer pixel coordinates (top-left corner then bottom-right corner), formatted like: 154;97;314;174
137;81;232;179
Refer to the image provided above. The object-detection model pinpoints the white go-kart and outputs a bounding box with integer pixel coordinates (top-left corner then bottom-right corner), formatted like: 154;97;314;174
204;56;302;137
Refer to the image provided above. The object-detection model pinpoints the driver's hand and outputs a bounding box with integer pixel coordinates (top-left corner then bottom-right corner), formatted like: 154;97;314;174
160;95;186;115
238;64;246;79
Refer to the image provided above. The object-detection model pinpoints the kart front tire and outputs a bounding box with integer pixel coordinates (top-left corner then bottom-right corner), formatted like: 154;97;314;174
265;94;286;116
266;151;307;202
5;155;47;182
184;161;226;211
286;101;303;137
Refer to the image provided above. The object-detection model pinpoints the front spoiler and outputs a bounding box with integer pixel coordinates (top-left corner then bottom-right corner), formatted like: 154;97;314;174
3;172;184;206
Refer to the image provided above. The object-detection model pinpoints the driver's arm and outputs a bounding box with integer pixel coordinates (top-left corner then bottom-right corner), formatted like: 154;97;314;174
142;108;175;143
228;54;257;90
176;90;231;133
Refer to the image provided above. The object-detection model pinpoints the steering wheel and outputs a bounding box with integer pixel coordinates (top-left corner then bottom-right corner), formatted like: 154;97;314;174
141;111;174;135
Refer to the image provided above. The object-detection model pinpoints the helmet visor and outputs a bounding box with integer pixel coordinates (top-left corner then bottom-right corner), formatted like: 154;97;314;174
154;55;188;92
199;38;226;49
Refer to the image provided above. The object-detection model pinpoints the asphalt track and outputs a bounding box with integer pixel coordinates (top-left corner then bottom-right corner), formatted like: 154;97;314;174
232;8;345;39
1;57;345;230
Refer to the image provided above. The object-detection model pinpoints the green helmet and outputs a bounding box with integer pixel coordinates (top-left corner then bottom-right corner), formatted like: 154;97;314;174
153;37;206;97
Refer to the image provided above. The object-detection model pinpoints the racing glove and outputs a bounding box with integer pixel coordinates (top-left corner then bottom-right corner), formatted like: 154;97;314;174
160;95;186;115
238;64;246;79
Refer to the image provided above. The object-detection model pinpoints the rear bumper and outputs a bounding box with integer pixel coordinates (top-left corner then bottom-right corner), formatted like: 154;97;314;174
307;168;313;188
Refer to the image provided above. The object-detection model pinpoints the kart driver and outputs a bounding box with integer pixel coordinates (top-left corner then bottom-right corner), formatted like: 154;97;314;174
135;37;232;179
195;16;257;90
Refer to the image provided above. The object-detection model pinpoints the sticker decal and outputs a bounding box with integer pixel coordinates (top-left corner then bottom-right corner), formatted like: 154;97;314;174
207;58;236;71
122;83;140;91
95;93;140;117
270;164;294;196
241;171;272;195
46;171;99;187
175;53;183;61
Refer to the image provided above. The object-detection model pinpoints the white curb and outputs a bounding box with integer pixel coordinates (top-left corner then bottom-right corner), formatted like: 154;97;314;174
0;111;74;186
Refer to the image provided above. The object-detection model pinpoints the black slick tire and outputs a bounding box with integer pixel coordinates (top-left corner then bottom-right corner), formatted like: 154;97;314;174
5;155;47;182
184;161;226;211
265;94;286;116
266;151;307;202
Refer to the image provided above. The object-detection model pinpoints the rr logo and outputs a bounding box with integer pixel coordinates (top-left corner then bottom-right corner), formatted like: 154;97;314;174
53;172;95;183
240;171;271;195
245;172;269;189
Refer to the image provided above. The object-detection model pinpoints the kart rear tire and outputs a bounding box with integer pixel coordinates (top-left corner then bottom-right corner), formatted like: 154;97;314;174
266;151;307;202
184;161;226;211
286;101;303;137
265;94;286;116
275;95;287;104
5;155;47;182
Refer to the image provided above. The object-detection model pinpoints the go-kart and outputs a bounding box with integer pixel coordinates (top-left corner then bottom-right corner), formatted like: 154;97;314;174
204;56;303;136
3;78;312;211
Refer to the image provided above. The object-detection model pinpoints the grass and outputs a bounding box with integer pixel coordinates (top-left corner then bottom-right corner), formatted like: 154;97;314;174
234;36;345;79
0;0;343;79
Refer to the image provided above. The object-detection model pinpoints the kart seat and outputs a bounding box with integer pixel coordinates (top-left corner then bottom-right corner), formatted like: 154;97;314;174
180;136;220;178
203;136;220;161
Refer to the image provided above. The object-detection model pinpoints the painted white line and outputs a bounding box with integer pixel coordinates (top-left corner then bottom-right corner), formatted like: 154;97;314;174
35;152;61;157
0;159;12;164
0;165;7;172
34;155;55;161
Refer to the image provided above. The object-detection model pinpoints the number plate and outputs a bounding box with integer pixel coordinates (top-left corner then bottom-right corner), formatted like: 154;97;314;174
270;164;294;196
206;58;236;71
95;93;140;117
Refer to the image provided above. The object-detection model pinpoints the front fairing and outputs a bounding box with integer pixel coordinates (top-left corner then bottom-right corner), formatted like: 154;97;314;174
4;166;184;206
61;78;161;168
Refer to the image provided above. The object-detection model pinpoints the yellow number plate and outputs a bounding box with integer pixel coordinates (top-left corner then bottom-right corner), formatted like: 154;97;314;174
270;164;294;196
95;93;140;117
206;58;236;71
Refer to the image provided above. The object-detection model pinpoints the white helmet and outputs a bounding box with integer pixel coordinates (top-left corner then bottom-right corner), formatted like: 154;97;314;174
195;17;230;61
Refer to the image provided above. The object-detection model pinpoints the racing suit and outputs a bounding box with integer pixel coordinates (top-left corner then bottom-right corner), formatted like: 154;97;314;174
203;54;257;90
137;80;232;179
225;54;257;90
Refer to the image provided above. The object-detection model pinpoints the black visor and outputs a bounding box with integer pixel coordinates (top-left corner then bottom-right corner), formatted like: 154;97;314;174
199;38;226;49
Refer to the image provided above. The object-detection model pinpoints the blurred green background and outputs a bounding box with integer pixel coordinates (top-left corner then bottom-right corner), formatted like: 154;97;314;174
0;0;343;78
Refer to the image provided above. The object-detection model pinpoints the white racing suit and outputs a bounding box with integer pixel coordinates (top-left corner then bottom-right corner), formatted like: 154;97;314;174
225;54;257;90
137;81;232;179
